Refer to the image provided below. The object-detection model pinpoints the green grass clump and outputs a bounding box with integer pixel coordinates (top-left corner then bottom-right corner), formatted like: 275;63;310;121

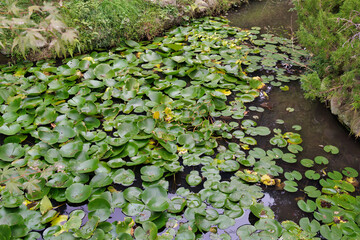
62;0;172;49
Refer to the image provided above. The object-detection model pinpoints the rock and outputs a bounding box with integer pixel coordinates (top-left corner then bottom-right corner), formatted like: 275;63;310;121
206;0;218;8
195;0;209;12
330;94;360;137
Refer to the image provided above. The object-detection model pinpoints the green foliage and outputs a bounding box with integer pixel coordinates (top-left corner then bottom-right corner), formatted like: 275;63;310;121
295;0;360;109
0;0;79;58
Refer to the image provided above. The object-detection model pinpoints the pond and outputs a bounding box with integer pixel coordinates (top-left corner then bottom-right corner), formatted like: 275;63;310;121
0;0;359;239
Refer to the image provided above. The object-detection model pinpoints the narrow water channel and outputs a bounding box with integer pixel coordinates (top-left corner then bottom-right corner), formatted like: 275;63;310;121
227;0;360;223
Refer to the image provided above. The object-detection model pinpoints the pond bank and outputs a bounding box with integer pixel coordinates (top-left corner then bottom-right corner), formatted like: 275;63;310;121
1;0;248;63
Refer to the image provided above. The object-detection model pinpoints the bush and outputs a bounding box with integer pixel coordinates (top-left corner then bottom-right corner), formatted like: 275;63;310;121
295;0;360;109
0;0;79;59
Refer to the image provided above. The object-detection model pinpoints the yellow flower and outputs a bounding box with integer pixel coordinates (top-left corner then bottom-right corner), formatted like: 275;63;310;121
82;56;95;63
177;146;188;154
261;174;276;186
216;89;231;96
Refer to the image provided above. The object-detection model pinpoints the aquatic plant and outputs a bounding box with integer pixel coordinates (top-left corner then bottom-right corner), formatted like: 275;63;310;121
0;17;359;239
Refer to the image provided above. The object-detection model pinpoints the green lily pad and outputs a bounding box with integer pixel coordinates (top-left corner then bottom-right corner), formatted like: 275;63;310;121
141;185;169;212
297;199;317;213
0;143;25;162
94;64;115;79
186;171;202;187
342;167;358;177
300;158;314;168
284;180;298;192
305;170;321;180
323;145;339;154
65;183;92;203
140;165;164;182
314;156;329;165
113;169;135;186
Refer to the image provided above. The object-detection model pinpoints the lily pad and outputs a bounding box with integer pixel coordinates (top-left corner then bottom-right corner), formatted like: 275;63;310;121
65;183;92;203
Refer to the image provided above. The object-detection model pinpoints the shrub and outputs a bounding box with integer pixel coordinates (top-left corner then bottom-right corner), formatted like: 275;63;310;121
294;0;360;109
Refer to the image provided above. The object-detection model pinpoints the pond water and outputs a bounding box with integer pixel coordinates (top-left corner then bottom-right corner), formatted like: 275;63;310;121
227;0;360;225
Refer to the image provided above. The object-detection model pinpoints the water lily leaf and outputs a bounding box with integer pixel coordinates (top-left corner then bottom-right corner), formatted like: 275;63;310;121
141;185;169;212
74;216;100;239
250;203;275;219
65;183;92;203
236;225;258;240
59;141;83;158
113;169;135;186
168;197;186;214
305;170;320;180
138;118;155;134
117;122;139;138
299;217;320;233
287;144;303;153
314;156;329;165
297;199;316;213
0;143;25;162
0;224;11;240
34;108;58;125
240;137;257;145
134;221;158;240
292;125;302;131
125;39;140;48
270;136;287;147
94;64;115;79
320;224;342;240
284;180;298;192
140;165;164;182
38;130;59;145
218;160;240;172
232;130;245;139
328;171;343;180
284;171;302;181
255;219;282;238
323;145;339;154
122;203;145;217
300;158;314;168
303;186;321;198
342;167;358;178
177;134;195;149
88;198;111;222
0;123;21;135
282;153;297;163
186;171;202;186
89;172;113;188
216;215;235;230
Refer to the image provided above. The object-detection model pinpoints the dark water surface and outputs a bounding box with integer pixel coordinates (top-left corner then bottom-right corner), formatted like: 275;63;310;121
226;0;298;37
227;0;360;225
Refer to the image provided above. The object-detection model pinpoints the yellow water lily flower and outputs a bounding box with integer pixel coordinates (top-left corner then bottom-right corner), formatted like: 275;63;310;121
153;111;160;120
216;89;232;96
177;146;188;154
261;174;276;186
82;56;95;63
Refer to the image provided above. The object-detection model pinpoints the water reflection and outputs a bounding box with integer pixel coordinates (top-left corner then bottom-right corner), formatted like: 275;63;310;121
226;0;297;37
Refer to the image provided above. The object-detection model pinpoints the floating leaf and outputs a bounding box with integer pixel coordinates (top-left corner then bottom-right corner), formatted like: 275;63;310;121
0;143;25;162
186;171;202;186
65;183;92;203
297;199;317;213
323;145;339;154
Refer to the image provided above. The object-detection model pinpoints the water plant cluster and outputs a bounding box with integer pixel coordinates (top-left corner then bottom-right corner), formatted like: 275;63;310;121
0;17;359;239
